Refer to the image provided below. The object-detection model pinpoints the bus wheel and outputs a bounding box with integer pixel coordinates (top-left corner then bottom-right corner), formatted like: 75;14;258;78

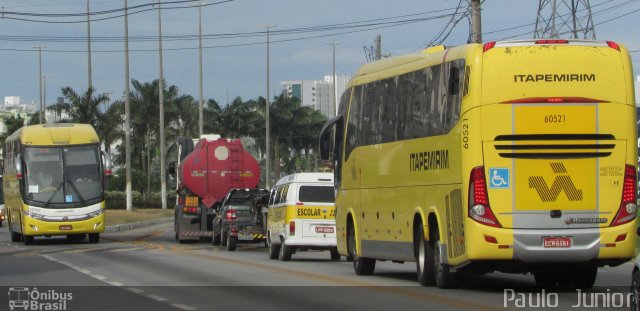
348;224;375;275
571;266;597;289
88;233;100;243
23;235;34;245
431;230;457;288
11;230;22;242
534;271;558;288
416;227;435;286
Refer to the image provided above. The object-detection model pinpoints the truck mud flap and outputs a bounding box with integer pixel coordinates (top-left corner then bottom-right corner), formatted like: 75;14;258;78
180;231;213;237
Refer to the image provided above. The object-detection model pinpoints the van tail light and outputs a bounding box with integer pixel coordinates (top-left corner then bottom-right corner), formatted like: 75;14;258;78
611;165;637;226
289;221;296;236
225;209;237;221
469;166;502;228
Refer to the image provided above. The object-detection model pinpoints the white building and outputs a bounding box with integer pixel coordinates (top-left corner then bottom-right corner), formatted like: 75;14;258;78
281;74;352;118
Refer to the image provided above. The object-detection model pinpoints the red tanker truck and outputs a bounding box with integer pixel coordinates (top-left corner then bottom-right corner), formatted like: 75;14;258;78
173;135;260;243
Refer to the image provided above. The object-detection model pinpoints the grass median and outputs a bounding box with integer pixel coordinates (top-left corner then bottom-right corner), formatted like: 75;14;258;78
105;208;174;226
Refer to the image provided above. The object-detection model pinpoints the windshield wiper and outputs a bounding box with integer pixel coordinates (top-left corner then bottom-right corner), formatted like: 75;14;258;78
43;181;65;208
66;177;87;206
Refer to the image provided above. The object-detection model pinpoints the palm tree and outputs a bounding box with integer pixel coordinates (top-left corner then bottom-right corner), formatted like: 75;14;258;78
61;86;109;126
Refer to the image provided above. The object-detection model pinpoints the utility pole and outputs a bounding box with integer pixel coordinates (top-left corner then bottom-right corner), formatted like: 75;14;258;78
156;0;167;210
42;74;50;123
87;0;92;90
196;1;205;137
124;0;133;212
33;45;47;124
469;0;482;43
260;24;275;189
374;35;381;60
327;41;340;118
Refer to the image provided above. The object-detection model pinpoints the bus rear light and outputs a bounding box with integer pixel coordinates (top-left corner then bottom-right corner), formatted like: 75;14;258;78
225;209;237;220
534;39;569;45
483;42;496;52
289;221;296;236
611;165;637;226
469;166;502;228
606;41;620;51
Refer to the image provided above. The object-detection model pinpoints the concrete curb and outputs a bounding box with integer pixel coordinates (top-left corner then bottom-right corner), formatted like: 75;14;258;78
105;217;173;233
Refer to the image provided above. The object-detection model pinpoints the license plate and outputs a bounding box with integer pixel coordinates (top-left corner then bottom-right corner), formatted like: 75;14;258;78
542;237;571;248
59;225;72;231
238;234;253;241
185;196;198;207
315;226;334;234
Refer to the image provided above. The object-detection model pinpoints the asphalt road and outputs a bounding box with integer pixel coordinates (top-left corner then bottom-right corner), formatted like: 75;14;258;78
0;222;635;311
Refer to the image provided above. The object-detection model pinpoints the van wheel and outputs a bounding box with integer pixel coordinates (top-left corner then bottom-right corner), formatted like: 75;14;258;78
88;233;100;244
268;237;280;260
279;241;292;261
571;267;597;289
330;248;341;261
226;233;237;251
348;224;375;275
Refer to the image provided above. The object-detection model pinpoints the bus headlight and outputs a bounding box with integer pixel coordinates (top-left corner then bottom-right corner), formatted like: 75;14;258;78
87;209;104;218
24;210;46;220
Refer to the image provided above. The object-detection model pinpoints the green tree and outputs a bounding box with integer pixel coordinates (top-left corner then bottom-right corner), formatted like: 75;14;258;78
61;86;109;125
0;115;25;147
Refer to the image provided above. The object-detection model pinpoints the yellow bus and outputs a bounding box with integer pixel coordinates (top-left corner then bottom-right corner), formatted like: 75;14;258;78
4;123;112;244
319;39;638;288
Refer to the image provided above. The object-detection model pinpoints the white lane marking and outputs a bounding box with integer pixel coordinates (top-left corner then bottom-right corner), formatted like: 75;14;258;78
92;274;107;281
148;294;169;302
127;287;145;294
107;281;124;286
172;304;196;310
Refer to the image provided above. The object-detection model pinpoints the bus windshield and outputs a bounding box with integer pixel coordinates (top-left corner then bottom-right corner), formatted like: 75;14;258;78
24;145;102;207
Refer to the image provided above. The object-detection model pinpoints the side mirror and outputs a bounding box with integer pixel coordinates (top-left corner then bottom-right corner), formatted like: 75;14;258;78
319;116;343;161
101;151;112;176
15;154;23;180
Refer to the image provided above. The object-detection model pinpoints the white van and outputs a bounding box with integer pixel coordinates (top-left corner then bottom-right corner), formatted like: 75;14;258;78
266;173;338;261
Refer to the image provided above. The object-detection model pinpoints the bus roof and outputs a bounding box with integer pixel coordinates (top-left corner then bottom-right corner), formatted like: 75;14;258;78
7;123;99;146
274;172;334;187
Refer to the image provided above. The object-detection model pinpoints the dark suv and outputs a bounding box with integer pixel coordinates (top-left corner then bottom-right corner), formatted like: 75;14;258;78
212;188;270;251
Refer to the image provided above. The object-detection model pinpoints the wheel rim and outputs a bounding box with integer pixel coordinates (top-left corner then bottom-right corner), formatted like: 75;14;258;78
418;234;425;274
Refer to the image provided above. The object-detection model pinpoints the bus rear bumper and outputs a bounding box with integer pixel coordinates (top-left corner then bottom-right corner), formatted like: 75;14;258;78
466;220;636;263
22;214;105;236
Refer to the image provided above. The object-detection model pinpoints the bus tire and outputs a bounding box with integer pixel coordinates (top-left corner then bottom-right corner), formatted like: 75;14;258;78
533;271;558;288
23;234;34;245
226;234;237;251
268;236;280;260
88;233;100;244
11;230;22;242
416;227;436;286
348;223;375;275
571;266;597;289
431;230;457;288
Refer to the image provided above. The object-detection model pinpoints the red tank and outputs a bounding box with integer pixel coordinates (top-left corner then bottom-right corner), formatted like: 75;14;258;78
179;138;260;208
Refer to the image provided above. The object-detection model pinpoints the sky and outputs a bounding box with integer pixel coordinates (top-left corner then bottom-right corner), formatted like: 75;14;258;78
0;0;639;107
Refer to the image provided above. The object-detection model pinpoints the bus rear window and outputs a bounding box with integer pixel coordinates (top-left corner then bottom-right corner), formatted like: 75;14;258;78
298;186;335;203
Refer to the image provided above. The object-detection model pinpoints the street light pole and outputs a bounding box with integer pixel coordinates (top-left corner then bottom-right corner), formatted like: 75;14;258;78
124;0;133;211
42;74;50;123
33;45;47;124
196;1;205;137
156;0;167;210
87;0;92;89
260;24;275;189
327;41;340;118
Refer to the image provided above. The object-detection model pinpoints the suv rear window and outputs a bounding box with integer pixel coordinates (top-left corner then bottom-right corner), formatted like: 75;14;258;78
298;186;334;203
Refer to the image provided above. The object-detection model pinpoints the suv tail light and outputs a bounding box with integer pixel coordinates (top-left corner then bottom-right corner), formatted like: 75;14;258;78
611;165;637;226
225;209;237;221
469;166;501;228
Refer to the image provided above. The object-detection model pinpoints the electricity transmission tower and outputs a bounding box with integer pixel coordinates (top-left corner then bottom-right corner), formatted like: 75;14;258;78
534;0;596;39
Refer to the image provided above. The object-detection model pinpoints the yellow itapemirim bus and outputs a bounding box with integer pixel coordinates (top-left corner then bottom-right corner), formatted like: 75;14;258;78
4;123;112;244
319;39;638;288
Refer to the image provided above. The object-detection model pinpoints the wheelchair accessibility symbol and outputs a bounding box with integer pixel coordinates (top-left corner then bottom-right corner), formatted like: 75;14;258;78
489;168;509;189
